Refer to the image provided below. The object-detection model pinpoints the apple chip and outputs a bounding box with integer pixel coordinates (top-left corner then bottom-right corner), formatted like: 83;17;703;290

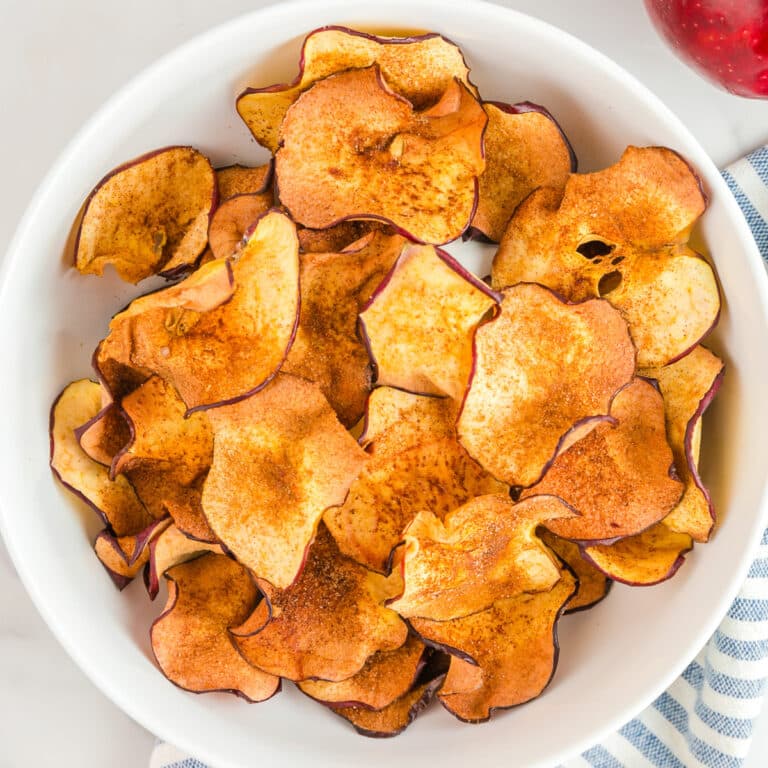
530;378;682;541
202;375;367;589
538;529;611;612
493;146;718;367
76;400;131;467
389;494;572;621
276;67;487;244
411;566;576;722
237;26;476;152
359;243;498;398
216;162;273;200
151;553;280;701
457;284;635;488
232;525;407;681
208;194;274;260
298;221;387;253
50;379;152;536
470;102;574;242
97;211;299;412
282;230;406;426
641;345;725;541
299;635;426;710
74;146;216;282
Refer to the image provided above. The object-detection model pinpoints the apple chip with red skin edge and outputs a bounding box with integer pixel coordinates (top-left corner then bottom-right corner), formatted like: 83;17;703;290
529;378;682;542
207;194;274;261
50;379;153;536
232;525;407;682
276;66;487;245
469;101;575;243
282;230;406;427
640;344;725;541
359;242;498;399
202;374;368;590
298;221;389;254
582;522;693;586
151;552;280;702
237;26;477;153
74;146;216;283
75;399;131;467
299;635;426;710
216;162;273;200
457;283;636;489
537;528;611;612
97;211;299;413
410;565;577;723
492;146;717;367
389;494;572;621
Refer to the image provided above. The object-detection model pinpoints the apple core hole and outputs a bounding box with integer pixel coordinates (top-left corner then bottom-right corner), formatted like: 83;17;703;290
577;240;614;259
598;270;623;296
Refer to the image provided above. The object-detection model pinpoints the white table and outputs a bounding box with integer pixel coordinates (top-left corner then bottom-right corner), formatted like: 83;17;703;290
1;1;767;766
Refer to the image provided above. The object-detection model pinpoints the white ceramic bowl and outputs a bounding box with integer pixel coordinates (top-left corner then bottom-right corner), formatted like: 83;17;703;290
2;1;767;766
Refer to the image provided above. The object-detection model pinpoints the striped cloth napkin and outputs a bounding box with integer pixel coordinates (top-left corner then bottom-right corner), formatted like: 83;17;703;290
150;146;768;768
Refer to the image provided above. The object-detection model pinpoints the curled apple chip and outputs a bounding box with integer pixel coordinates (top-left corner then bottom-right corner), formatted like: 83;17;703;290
411;566;576;722
202;375;367;589
97;211;299;412
237;26;476;152
299;635;426;710
216;162;273;200
282;230;406;426
276;67;487;244
298;221;387;253
76;399;131;467
641;345;725;541
470;102;574;242
359;243;498;398
232;525;407;682
537;529;611;612
151;553;280;701
74;146;216;283
389;494;572;621
457;284;635;488
208;194;274;260
493;146;717;367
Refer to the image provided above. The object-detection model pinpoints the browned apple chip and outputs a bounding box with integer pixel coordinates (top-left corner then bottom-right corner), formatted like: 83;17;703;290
537;528;611;612
457;283;635;488
492;146;717;367
530;378;682;541
583;522;693;585
298;221;388;253
74;146;216;283
216;162;273;200
299;635;426;710
410;566;576;722
76;400;131;467
389;494;572;621
202;375;367;589
97;211;299;412
151;553;280;701
50;379;152;536
470;102;574;242
282;230;406;426
359;243;498;398
207;194;274;261
237;26;476;152
276;66;486;244
232;525;407;681
640;345;725;541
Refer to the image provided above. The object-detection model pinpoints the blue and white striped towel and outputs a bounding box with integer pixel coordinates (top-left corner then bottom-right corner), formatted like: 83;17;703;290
150;146;768;768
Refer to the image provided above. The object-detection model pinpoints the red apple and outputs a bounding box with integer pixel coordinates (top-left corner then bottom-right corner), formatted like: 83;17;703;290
645;0;768;98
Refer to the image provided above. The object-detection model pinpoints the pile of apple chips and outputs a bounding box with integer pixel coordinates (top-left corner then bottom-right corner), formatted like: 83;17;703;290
50;27;724;735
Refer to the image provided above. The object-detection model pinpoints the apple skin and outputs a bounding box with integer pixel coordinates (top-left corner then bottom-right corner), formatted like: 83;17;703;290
645;0;768;98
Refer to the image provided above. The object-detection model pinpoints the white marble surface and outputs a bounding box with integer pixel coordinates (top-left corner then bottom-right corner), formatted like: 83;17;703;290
1;1;767;766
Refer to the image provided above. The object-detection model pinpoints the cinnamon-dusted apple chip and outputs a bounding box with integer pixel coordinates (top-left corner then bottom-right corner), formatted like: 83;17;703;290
530;378;682;541
75;146;216;282
457;284;635;488
282;230;406;426
359;243;498;398
410;566;576;722
75;399;131;467
232;525;407;681
470;102;574;242
202;375;367;589
207;194;274;260
389;494;572;621
216;162;273;200
640;344;725;541
96;211;299;412
237;26;476;152
298;221;387;253
276;67;486;244
492;146;718;367
151;553;280;701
